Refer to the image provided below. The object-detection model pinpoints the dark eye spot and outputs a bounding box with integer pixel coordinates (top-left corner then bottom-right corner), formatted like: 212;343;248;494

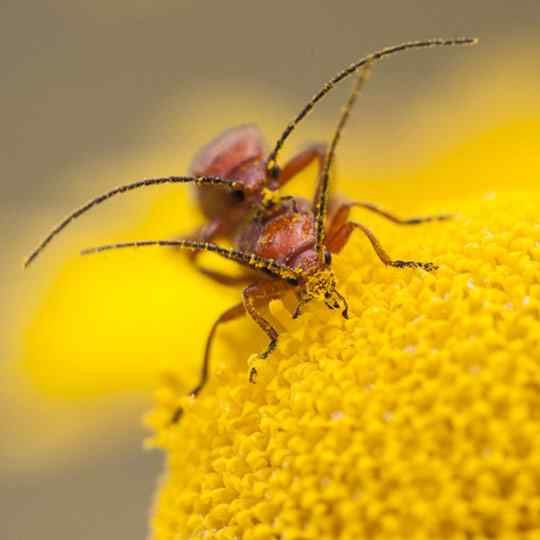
269;165;281;179
231;189;245;202
324;251;332;265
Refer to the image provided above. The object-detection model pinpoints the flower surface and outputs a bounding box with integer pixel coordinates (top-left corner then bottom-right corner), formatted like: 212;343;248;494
7;46;540;536
147;117;540;539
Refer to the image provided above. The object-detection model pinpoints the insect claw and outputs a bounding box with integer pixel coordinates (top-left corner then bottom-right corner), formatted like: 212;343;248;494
334;290;349;320
170;407;183;424
259;339;277;359
422;262;438;272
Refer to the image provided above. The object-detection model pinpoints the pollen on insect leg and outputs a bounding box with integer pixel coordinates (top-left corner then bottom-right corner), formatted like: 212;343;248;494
259;339;277;359
391;260;438;271
170;407;183;424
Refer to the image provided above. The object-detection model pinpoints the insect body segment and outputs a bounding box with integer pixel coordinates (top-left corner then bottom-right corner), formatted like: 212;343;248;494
26;38;477;423
189;124;267;219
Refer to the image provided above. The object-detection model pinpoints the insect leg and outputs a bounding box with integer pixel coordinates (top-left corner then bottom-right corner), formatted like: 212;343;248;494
344;201;451;225
270;143;327;190
191;302;246;396
190;265;252;286
242;280;291;382
171;302;246;423
326;203;437;271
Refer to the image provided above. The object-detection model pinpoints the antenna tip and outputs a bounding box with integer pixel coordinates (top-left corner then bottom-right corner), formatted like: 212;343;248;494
442;36;478;46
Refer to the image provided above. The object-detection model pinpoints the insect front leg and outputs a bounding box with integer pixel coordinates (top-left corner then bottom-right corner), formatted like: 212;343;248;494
326;203;438;271
171;302;245;423
242;279;291;382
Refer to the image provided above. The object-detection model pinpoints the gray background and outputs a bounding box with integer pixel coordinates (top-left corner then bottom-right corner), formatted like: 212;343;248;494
2;1;539;539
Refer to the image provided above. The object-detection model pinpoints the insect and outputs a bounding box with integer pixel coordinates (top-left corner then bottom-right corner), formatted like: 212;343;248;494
25;38;477;422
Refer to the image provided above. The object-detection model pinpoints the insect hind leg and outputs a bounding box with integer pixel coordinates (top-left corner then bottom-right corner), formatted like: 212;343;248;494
171;302;245;423
327;219;437;272
348;201;451;225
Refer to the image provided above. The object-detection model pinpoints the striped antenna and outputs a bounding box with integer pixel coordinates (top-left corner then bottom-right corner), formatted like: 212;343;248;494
24;175;243;268
81;239;302;283
315;64;371;258
265;37;478;181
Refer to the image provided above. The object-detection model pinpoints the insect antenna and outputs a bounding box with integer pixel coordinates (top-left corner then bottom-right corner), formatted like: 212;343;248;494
315;64;370;258
24;175;244;268
265;37;478;180
81;239;302;283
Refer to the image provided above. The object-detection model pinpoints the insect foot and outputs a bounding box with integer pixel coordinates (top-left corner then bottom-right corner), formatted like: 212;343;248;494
259;339;277;359
170;407;183;424
390;260;438;271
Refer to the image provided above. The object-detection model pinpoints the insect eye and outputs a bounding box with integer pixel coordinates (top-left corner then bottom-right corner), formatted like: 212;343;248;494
269;165;281;179
324;251;332;265
231;189;245;202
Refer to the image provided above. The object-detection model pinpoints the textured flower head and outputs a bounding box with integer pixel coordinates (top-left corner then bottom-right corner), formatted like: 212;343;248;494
6;39;540;539
146;113;540;539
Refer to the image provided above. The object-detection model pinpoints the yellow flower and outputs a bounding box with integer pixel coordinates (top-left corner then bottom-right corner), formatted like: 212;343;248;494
7;40;540;535
146;114;540;539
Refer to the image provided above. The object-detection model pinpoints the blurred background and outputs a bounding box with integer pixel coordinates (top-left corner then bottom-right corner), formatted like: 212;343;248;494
1;1;539;539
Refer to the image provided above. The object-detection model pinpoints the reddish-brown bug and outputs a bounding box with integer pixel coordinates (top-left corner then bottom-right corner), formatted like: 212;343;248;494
25;38;477;421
